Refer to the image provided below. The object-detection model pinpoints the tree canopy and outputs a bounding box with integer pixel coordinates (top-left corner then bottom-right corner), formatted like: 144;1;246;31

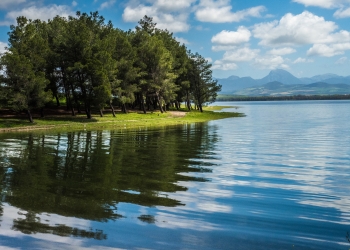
0;12;221;122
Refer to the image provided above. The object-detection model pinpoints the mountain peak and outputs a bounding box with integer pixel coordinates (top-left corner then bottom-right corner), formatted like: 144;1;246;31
227;75;240;80
260;69;302;85
268;69;293;75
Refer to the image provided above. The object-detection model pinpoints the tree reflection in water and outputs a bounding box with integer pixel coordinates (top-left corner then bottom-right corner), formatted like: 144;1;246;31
12;211;107;240
0;123;218;239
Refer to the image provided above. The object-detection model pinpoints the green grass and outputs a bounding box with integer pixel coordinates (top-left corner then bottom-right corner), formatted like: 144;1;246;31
0;107;244;133
202;105;237;111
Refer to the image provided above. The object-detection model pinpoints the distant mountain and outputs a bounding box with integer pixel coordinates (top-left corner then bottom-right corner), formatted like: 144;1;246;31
218;69;350;94
263;81;285;90
217;76;257;92
309;74;340;82
227;75;240;80
319;76;350;84
233;81;350;96
300;74;350;84
257;69;303;85
300;74;337;83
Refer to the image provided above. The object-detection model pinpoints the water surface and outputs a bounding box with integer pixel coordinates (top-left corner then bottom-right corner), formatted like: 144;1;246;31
0;100;350;249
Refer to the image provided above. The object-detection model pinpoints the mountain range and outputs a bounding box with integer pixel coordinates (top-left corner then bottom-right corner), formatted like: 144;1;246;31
218;69;350;96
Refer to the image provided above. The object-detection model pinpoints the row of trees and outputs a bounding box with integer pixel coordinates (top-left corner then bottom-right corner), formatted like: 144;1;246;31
0;12;221;122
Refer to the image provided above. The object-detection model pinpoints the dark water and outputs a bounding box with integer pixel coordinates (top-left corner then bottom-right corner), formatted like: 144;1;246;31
0;100;349;249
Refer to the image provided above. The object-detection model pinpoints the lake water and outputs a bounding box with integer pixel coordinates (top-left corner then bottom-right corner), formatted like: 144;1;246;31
0;100;350;249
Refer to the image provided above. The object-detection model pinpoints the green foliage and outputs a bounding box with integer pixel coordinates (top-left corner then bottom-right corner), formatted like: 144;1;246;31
1;12;221;120
3;52;50;110
187;52;222;112
1;17;53;122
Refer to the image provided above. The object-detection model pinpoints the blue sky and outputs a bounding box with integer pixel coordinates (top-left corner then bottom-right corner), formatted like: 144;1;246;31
1;0;350;79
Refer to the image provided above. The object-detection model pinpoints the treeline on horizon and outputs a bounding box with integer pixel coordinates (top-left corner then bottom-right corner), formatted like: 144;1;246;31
217;94;350;101
0;12;221;122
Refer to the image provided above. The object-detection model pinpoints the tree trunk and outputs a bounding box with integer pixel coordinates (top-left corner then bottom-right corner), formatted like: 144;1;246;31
146;96;150;111
186;92;191;110
137;94;142;111
77;103;81;113
140;94;146;114
66;93;71;111
99;109;103;117
199;104;203;112
40;108;44;118
157;94;164;113
187;100;191;111
85;106;91;119
175;101;180;110
110;103;116;117
87;110;91;119
27;109;33;123
71;106;76;116
55;95;60;107
122;103;128;114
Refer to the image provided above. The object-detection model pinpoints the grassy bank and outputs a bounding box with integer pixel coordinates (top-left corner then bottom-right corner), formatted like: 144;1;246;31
0;106;243;133
201;105;239;111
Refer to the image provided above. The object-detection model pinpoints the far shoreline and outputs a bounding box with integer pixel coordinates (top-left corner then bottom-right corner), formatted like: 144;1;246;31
217;94;350;102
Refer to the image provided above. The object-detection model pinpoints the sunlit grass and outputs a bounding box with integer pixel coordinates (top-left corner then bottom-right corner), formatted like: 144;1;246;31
202;105;237;111
0;106;244;133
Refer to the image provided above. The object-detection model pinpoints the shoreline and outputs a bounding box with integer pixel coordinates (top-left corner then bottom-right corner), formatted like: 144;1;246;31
0;107;244;133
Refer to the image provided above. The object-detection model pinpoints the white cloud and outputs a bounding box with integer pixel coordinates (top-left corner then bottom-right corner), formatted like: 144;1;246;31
292;0;350;9
254;55;289;70
155;0;196;12
1;5;74;25
253;11;350;46
221;47;260;62
0;0;26;10
195;0;266;23
156;13;191;33
211;45;238;51
123;5;155;22
122;1;193;33
307;43;350;57
72;1;78;7
175;37;190;45
0;41;7;53
212;61;238;70
335;56;347;64
334;7;350;18
293;57;314;63
211;47;260;70
293;0;350;18
268;47;296;56
211;27;251;53
211;26;251;46
99;0;116;10
205;57;213;63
